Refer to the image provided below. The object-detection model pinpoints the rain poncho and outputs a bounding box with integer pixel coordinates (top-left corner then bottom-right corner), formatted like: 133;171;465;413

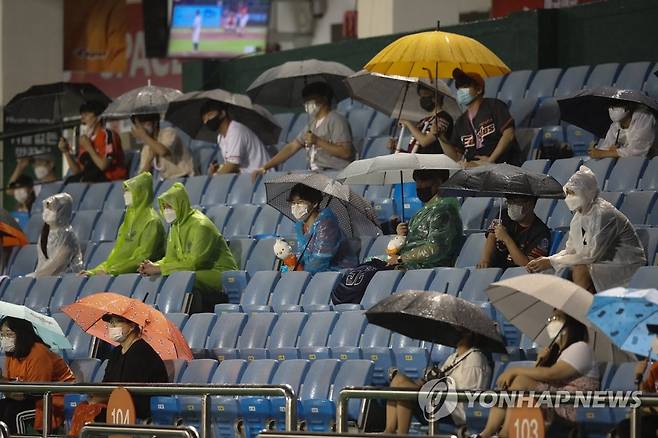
295;208;357;273
154;183;238;294
89;172;165;275
597;108;657;157
549;166;646;291
30;193;83;277
400;195;463;269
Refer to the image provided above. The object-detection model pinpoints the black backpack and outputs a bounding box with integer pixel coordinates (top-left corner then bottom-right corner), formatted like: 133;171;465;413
331;258;392;305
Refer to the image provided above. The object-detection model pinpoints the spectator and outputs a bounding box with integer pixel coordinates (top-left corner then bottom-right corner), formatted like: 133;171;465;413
477;196;550;269
474;310;599;438
201;100;270;175
82;172;165;276
138;183;238;312
288;183;356;274
388;84;454;154
386;329;491;435
527;166;646;292
252;82;354;177
7;175;35;230
135;113;195;180
10;156;57;195
439;68;521;167
28;193;83;278
59;100;127;182
389;169;463;269
0;316;75;435
589;101;657;158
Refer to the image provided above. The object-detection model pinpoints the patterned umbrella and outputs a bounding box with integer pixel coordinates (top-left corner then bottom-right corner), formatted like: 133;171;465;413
101;80;182;120
264;172;380;238
61;292;193;361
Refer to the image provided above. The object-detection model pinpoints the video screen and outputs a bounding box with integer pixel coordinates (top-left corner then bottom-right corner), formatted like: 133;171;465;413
168;0;270;58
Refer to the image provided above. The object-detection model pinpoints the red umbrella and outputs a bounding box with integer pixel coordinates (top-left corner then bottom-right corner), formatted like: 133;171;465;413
61;292;193;361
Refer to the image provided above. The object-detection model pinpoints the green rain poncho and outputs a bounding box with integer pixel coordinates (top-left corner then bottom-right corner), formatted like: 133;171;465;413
89;172;165;275
400;195;463;269
155;182;238;295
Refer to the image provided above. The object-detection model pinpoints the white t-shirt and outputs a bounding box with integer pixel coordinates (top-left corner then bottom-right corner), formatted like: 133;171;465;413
218;121;270;174
441;348;491;425
557;341;599;379
596;108;656;157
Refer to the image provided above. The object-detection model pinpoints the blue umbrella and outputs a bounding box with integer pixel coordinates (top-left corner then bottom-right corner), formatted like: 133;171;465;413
0;301;72;350
587;288;658;357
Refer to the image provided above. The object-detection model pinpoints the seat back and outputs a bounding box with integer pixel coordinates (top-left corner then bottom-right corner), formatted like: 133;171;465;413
614;61;652;89
460;197;493;231
267;312;308;348
395;269;436;292
109;274;141;296
300;272;341;309
223;204;261;238
156;271;195;313
297;311;338;348
9;244;38;277
79;182;113;211
270;272;311;311
211;359;248;384
525;68;562;100
1;277;35;305
299;359;341;400
179;359;218;384
606;157;648;191
360;271;402;309
455;233;486;268
49;275;87;312
207;312;248;349
584;62;621;88
459;268;502;303
239;359;279;384
226;174;257;205
77;275;113;299
240;271;280;306
25;276;61;312
245;238;278;274
182;313;217;352
428;267;469;295
328;311;367;348
236;313;278;349
583;158;614;190
554;65;591;97
185;175;210;206
201;174;236;206
91;210;125;242
132;276;163;305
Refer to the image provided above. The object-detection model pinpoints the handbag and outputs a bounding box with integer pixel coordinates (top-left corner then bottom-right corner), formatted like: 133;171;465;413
69;401;106;436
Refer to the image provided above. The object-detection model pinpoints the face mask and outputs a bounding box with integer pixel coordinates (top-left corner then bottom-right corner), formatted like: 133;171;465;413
608;107;629;123
546;319;565;339
507;203;526;222
564;194;584;212
42;208;57;224
108;326;127;343
304;101;319;117
124;192;133;207
34;166;50;180
0;337;15;353
14;188;29;204
652;337;658;355
163;208;177;224
419;96;435;112
416;186;435;203
291;203;310;220
204;114;222;132
457;88;476;107
80;123;94;137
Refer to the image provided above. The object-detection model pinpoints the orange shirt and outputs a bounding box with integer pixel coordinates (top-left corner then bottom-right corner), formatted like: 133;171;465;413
4;343;76;430
78;126;128;181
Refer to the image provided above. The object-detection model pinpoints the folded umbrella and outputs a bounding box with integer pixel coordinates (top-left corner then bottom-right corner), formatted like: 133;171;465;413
0;301;71;350
264;172;380;238
101;80;182;120
366;291;506;353
486;274;633;363
61;292;193;361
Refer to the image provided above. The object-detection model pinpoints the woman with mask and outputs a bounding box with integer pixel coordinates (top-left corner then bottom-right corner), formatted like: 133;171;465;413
527;166;645;292
589;102;656;158
82;172;165;276
472;310;599;438
28;193;83;278
0;316;75;435
7;175;35;230
136;113;195;179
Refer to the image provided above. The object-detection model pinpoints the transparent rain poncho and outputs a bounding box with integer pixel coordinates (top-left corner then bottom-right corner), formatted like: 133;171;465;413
29;193;83;277
400;195;463;269
89;172;166;275
549;166;646;291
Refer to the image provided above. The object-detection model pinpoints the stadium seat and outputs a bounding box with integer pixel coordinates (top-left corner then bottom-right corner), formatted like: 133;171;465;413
258;359;310;431
207;312;248;360
296;311;339;360
206;205;233;232
293;271;341;312
638;157;658;190
530;97;560;127
455;233;486;268
366;112;394;138
131;275;163;305
244;238;278;274
251;177;270;205
605;156;648;191
460;197;493;231
395;269;436;292
78;182;112;211
201;174;237;206
221;270;250;305
77;274;113;299
525;68;563;100
9;244;38;277
24;215;43;244
599;191;624;208
483;75;506;99
156;271;195;313
546;200;572;230
31;181;64;214
642;63;658;98
564;125;596;157
326;310;368;360
270;271;312;312
391;332;427;380
629;266;658;288
107;273;140;296
499;266;529;281
250;205;282;238
217;270;279;313
427;267;469;295
497;70;534;102
584;62;621;88
183;313;217;357
193;146;218;175
1;277;34;305
72;210;101;243
339;270;401;311
297;359;341;428
619;191;657;225
347;108;376;144
534;198;555;224
256;312;309;360
364;185;392;202
228;238;256;270
553;65;591;97
286;113;309;142
62;183;89;211
509;97;538;128
521;159;550;174
364;136;391;159
167;313;188;331
90;210;124;242
226;174;257;205
280;147;309;171
614;61;652;89
223;204;261;238
70;358;101;382
65;324;94;360
583;158;615;190
459;268;502;303
52;312;73;335
24;276;60;312
104;182;125;210
273;112;297;142
85;241;114;270
637;228;658;265
49;276;87;313
547;157;584;185
230;313;279;360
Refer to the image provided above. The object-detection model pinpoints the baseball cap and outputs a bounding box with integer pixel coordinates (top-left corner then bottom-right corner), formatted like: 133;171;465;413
452;68;485;91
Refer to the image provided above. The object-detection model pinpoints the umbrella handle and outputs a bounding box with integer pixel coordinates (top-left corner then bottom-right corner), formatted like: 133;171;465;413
395;125;407;153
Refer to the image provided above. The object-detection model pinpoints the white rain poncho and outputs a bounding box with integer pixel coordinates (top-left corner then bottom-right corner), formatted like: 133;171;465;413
29;193;83;277
596;107;657;157
549;166;646;291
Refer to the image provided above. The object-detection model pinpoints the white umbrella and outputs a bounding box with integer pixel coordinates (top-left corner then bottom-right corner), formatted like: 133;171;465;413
486;274;633;363
0;301;72;350
101;80;182;120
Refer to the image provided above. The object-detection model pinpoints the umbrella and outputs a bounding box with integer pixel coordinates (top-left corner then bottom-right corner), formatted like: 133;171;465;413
0;301;71;350
364;26;510;80
587;288;658;358
557;86;658;138
486;274;633;363
246;59;355;107
61;292;193;361
4;82;111;125
0;208;28;249
345;70;461;123
101;80;182;120
366;291;506;353
165;89;281;146
263;172;380;238
440;163;565;199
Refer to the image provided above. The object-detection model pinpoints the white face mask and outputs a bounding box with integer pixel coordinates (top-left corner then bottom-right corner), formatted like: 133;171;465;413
609;107;629;123
108;326;127;343
163;208;177;224
34;166;50;180
652;337;658;356
42;208;57;224
291;203;310;221
124;192;133;207
0;337;15;353
507;203;526;222
14;188;30;204
80;123;91;137
546;319;565;339
304;101;319;117
564;194;584;212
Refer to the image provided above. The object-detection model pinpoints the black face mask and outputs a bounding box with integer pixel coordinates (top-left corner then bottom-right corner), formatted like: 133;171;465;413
416;186;435;203
419;96;435;112
204;114;223;132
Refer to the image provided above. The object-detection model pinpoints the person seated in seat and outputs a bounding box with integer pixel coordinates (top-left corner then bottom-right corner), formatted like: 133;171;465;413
288;183;357;273
477;196;550;269
526;166;646;292
388;169;463;270
138;183;238;313
135;113;195;179
9;155;58;198
252;82;354;177
82;172;165;276
589;101;657;158
386;329;491;435
473;310;599;438
7;174;35;230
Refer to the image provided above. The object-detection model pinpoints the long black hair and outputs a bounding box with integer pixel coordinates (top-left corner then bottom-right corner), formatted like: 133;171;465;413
540;313;589;367
0;316;49;359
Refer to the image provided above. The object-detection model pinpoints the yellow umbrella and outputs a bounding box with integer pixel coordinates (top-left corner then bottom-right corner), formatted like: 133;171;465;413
364;27;510;79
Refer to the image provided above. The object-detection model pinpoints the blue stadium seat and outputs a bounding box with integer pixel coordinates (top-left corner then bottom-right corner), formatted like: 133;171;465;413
90;210;124;242
132;275;163;305
70;358;101;382
371;198;397;224
642;63;658;98
364;185;392;202
455;233;486;268
327;310;368;360
583;157;615;190
65;324;94;360
584;62;621;89
483;75;506;99
250;205;282;238
228;238;256;270
221;270;250;305
211;359;248;384
9;244;38;277
233;313;279;360
509;97;538;128
619;191;657;225
25;214;43;244
605;156;648;191
637;228;658;265
534;198;555;224
499;266;529;281
31;181;64;214
460;197;493;231
226;174;257;205
273;113;297;142
223;204;261;238
359;324;392;385
341;270;401;311
108;273;140;297
639;157;658;191
251;312;308;361
427;267;469;295
206;205;233;232
183;313;217;357
104;182;125;210
554;65;591;97
367;112;394;138
347;108;376;144
261;359;310;431
395;269;436;292
52;312;73;335
565;124;597;156
217;270;279;313
162;359;219;427
629;266;658;288
459;268;502;303
280;147;308;171
546;200;572;230
364;136;391;159
193;146;218;175
391;332;427;380
62;183;89;211
547;157;584;185
497;70;534;102
244;238;278;274
166;313;188;331
240;359;279;384
296;312;339;361
297;359;341;427
286;113;309;143
251;177;269;204
64;393;88;429
49;276;87;313
521;159;550;174
24;276;60;312
156;271;195;313
270;271;312;312
77;275;113;300
530;98;560;127
184;175;210;206
276;214;296;237
85;241;114;270
72;210;101;243
614;61;652;89
525;68;563;100
78;182;112;211
201;174;237;206
207;312;248;360
179;358;218;384
295;271;341;312
599;191;624;208
1;277;35;305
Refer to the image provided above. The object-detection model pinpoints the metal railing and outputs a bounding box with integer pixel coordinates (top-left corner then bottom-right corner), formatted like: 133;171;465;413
80;423;200;438
0;381;296;438
336;386;658;438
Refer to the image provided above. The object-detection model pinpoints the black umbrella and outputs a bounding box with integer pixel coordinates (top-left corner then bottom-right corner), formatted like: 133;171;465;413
440;163;564;199
366;291;506;353
557;86;658;138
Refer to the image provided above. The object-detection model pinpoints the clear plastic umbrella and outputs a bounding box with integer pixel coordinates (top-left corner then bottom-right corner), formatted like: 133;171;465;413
101;80;182;120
